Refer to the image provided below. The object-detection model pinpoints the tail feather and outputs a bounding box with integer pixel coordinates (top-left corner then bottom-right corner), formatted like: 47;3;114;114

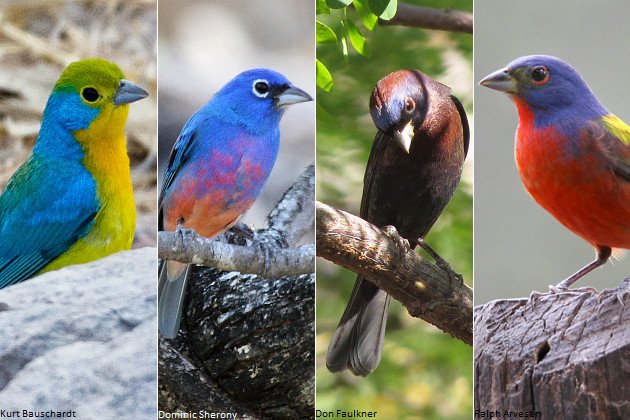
158;260;191;339
326;276;390;376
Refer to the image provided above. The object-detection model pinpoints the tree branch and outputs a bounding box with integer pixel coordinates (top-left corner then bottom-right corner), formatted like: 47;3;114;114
158;230;314;277
157;165;315;276
384;3;473;34
316;201;472;345
160;269;315;418
159;166;316;416
264;164;315;247
158;335;260;418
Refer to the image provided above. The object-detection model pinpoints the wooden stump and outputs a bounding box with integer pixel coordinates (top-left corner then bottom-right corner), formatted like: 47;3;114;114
474;281;630;419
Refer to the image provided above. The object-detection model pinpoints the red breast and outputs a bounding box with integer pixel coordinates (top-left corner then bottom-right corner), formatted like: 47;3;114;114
514;99;630;249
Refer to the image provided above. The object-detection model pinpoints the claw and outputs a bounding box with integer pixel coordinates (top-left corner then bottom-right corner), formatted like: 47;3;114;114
382;225;411;253
549;284;596;294
415;237;463;289
529;290;547;301
229;223;254;240
250;235;271;277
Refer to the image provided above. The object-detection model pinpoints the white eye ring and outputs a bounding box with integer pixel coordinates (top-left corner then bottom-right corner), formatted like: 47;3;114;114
252;79;270;98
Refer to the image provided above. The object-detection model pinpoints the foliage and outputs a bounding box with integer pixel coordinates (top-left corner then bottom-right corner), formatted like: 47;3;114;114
316;0;397;91
316;0;472;418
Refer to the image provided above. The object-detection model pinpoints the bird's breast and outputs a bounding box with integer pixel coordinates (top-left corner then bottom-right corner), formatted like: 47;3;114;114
162;135;277;237
74;115;136;252
366;131;464;240
515;125;630;248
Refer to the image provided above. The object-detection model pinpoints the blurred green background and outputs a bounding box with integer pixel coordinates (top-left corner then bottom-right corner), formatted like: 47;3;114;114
316;1;473;418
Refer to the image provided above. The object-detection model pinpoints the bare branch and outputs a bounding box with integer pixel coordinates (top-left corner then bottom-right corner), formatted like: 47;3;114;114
316;201;472;345
159;229;314;277
384;3;473;34
265;164;315;247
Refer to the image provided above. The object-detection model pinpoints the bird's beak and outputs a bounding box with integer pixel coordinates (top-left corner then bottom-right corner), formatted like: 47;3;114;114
114;79;149;105
275;85;313;108
479;68;517;93
393;120;414;153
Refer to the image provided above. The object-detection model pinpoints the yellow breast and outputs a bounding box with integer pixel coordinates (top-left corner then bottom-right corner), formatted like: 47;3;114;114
41;103;136;273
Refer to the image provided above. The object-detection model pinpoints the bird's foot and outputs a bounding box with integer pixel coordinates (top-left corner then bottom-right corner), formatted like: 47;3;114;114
529;290;548;301
548;283;597;294
596;276;630;306
250;235;271;277
416;238;464;289
175;226;197;243
226;223;255;245
382;226;411;253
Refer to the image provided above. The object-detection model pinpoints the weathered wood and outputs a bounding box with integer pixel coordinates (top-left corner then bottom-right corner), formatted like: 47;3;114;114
159;267;314;419
474;280;630;419
316;201;472;345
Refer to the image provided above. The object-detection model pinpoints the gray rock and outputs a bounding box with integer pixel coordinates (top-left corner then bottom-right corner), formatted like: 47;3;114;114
0;247;157;418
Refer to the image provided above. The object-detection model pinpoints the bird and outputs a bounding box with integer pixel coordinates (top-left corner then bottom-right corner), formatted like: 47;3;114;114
326;70;469;376
158;68;312;339
479;55;630;291
0;58;148;289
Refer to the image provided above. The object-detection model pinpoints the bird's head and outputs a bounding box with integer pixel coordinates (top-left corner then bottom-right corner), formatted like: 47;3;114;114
46;58;148;132
212;68;312;131
479;55;606;122
370;70;430;153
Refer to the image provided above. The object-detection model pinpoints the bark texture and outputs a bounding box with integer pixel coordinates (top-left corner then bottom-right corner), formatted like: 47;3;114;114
474;281;630;419
316;201;472;345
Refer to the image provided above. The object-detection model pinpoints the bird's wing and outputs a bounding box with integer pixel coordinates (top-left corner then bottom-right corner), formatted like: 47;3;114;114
450;95;470;158
0;158;97;288
328;131;391;375
360;131;388;219
599;114;630;182
159;129;198;209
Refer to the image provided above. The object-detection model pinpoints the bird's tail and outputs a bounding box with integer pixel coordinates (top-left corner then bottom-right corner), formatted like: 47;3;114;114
158;260;191;339
326;276;390;376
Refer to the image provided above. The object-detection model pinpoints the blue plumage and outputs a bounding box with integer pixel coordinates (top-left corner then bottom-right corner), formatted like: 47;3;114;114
501;56;609;135
158;68;312;338
0;58;148;289
0;156;98;288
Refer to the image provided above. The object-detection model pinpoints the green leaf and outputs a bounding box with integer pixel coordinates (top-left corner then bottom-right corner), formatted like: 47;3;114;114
326;0;352;9
316;21;338;44
353;0;378;30
345;19;371;57
316;59;333;92
368;0;397;20
340;34;349;63
316;0;330;14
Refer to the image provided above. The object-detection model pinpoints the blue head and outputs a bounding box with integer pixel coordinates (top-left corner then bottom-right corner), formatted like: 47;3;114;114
34;59;148;160
207;68;312;134
479;55;608;128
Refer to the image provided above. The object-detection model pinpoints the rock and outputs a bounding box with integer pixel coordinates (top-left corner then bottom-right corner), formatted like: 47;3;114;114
0;247;157;418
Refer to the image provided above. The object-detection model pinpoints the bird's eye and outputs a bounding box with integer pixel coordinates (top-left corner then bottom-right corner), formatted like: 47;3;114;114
531;66;549;84
404;98;415;113
252;79;270;98
81;87;100;102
